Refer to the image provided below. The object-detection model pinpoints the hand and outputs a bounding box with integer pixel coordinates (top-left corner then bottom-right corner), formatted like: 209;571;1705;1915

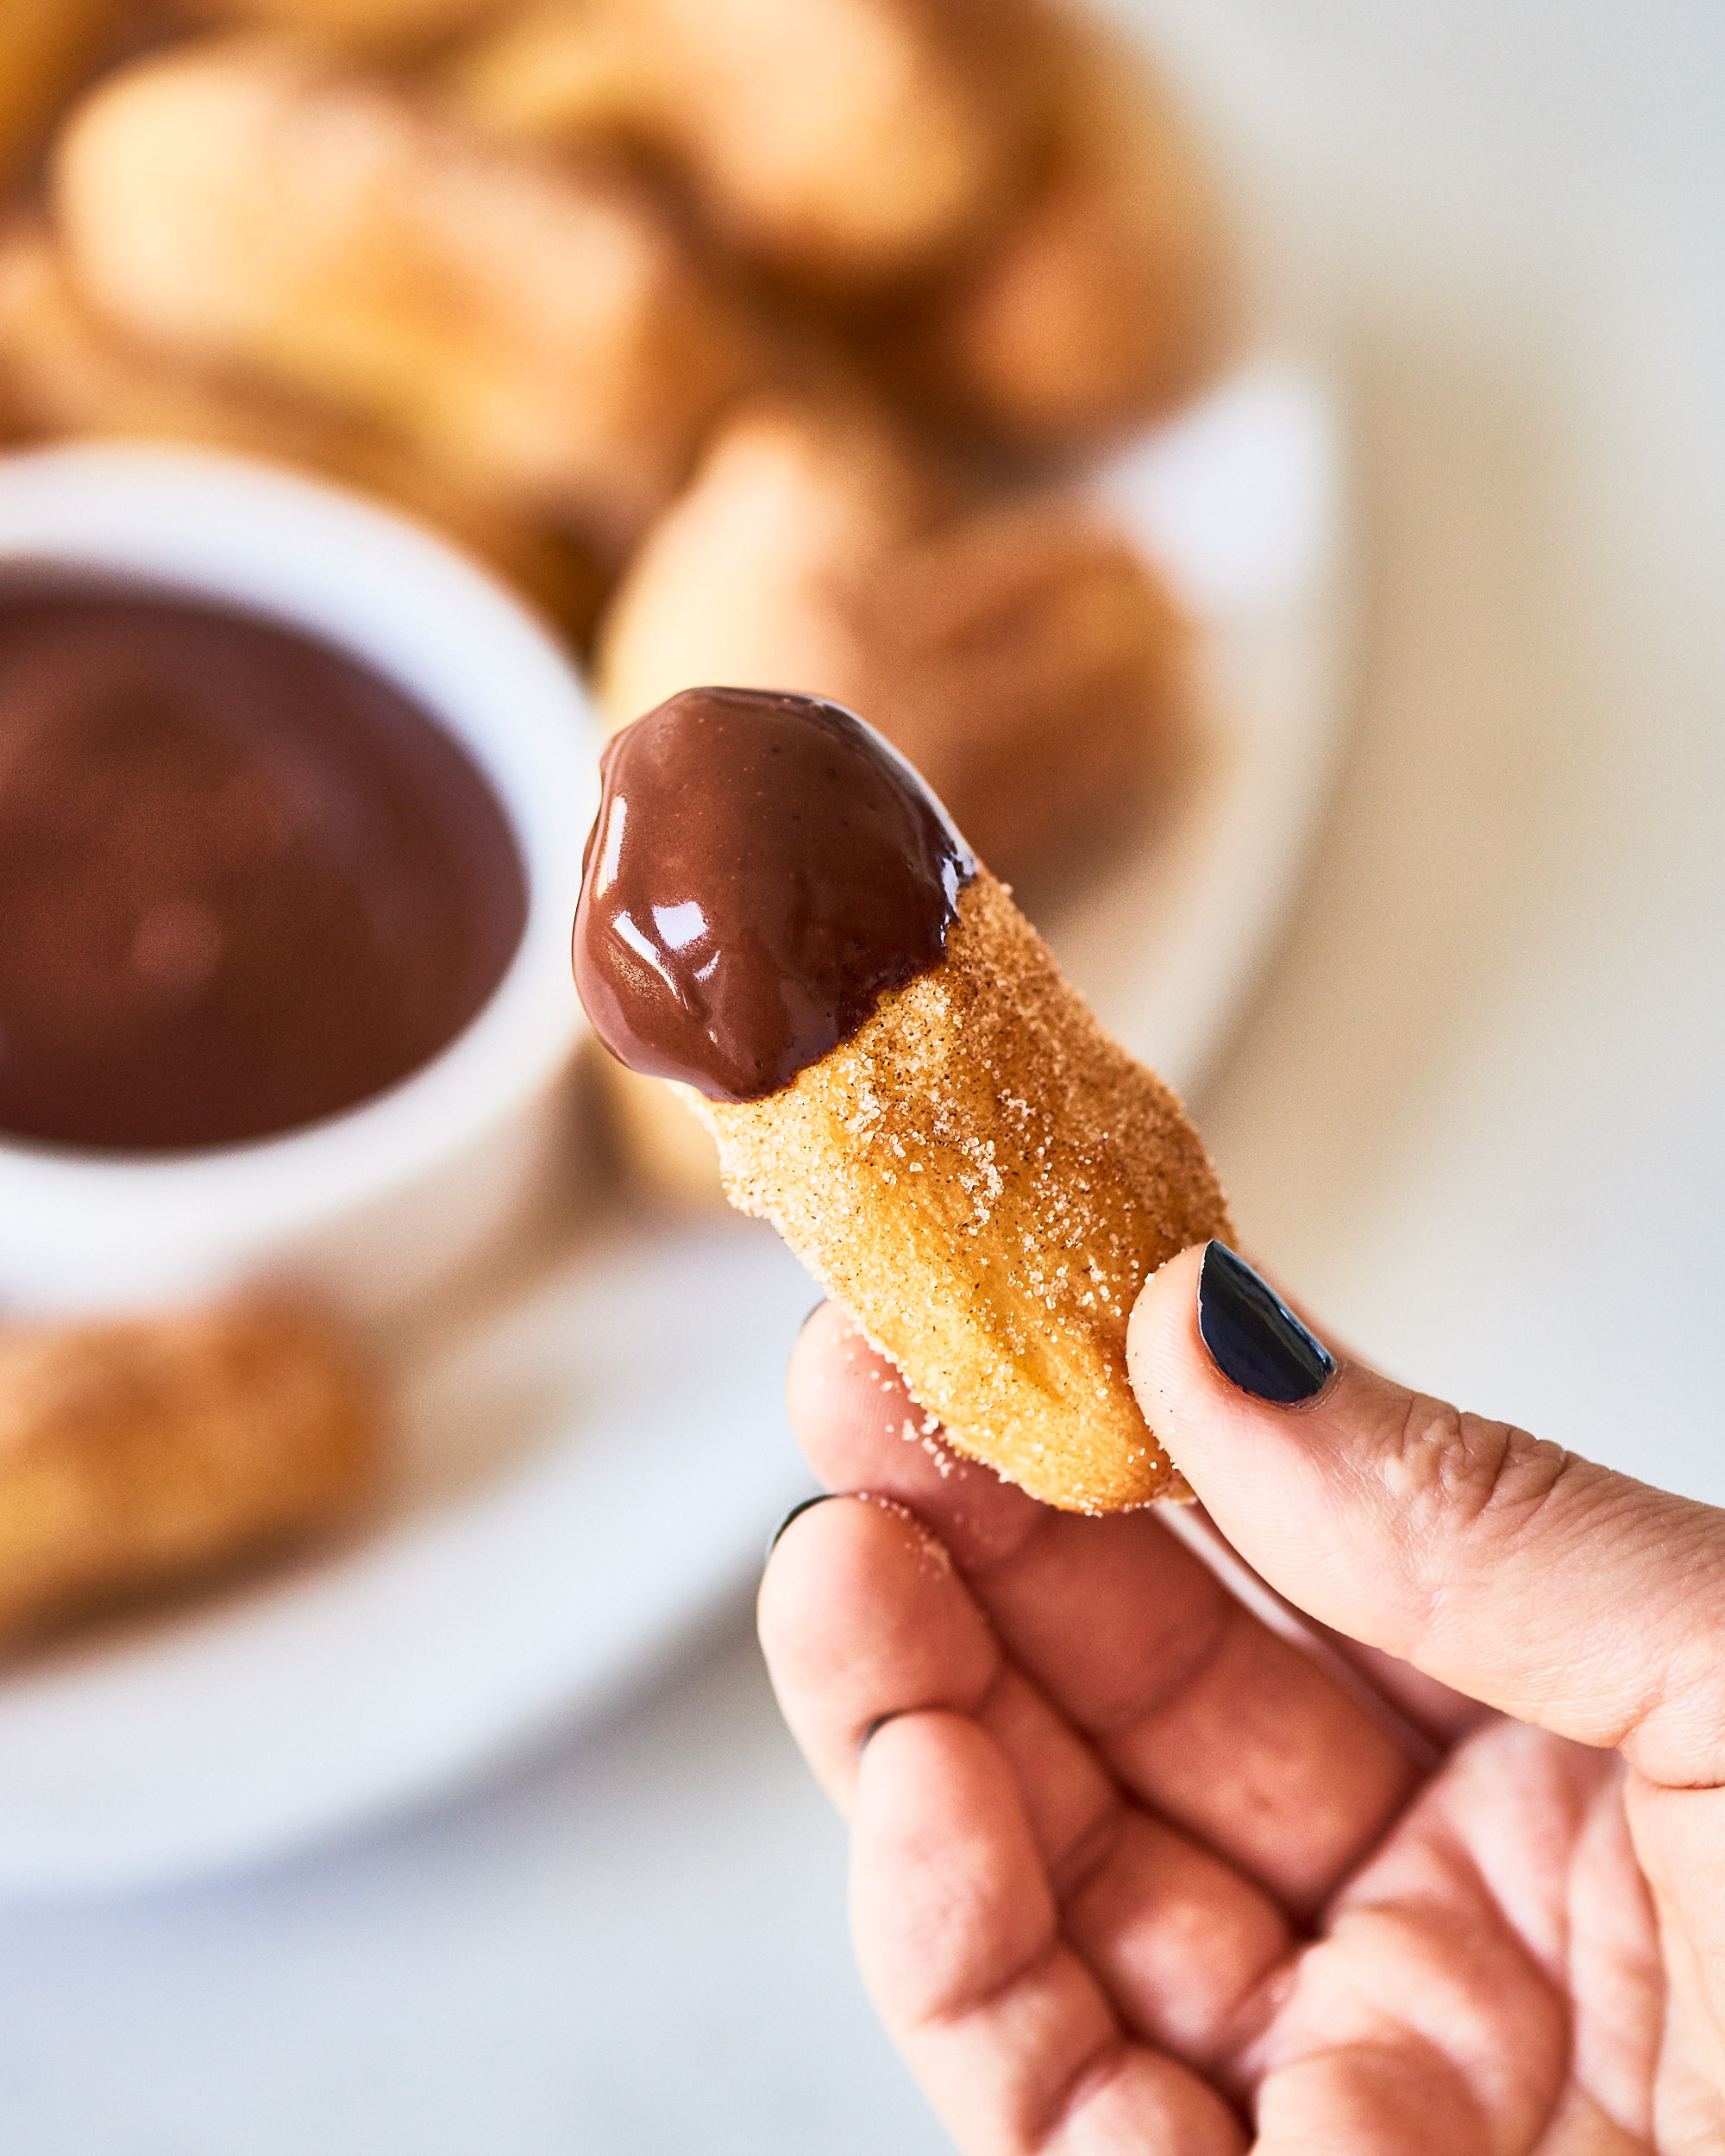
758;1243;1725;2152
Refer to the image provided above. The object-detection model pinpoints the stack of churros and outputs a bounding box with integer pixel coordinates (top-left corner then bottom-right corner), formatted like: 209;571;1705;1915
3;0;1230;642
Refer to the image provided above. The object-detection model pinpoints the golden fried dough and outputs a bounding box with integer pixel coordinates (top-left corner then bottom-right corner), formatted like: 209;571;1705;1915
53;39;772;555
869;13;1233;452
0;221;607;642
593;397;1191;898
0;0;121;189
448;0;1037;291
691;870;1231;1513
0;1304;381;1648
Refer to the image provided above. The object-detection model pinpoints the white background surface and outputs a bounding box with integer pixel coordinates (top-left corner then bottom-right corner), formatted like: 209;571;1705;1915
3;2;1723;2148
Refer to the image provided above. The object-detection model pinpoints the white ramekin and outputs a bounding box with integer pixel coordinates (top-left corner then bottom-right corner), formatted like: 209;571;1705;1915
0;443;596;1320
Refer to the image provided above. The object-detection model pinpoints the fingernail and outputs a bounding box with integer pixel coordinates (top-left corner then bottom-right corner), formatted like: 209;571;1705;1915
858;1710;906;1756
765;1491;837;1562
797;1300;827;1338
1197;1242;1335;1405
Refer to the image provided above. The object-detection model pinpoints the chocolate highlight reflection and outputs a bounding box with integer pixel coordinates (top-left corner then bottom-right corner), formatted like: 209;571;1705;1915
572;686;974;1102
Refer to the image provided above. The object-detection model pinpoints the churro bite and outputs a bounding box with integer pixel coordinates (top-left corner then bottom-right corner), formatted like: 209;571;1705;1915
593;398;1192;902
449;0;1037;294
52;38;772;555
572;688;1231;1512
0;1305;382;1650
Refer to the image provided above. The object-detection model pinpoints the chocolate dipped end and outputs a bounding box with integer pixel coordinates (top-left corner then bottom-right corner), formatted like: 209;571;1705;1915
572;687;975;1101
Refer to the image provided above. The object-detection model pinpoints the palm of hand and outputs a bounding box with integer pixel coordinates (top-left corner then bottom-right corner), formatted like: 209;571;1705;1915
760;1313;1722;2153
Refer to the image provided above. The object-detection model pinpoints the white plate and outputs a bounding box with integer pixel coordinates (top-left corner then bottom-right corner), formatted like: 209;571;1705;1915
0;358;1346;1897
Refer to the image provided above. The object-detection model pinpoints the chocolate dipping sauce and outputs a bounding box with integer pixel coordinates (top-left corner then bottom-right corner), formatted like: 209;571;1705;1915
0;581;527;1152
572;687;974;1101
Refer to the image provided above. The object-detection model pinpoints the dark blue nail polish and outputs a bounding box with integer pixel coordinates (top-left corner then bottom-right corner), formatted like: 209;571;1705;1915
858;1710;906;1756
1197;1243;1334;1405
765;1491;837;1562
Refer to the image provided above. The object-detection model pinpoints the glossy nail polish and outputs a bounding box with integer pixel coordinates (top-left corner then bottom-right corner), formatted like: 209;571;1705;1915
1197;1242;1335;1405
765;1491;837;1561
858;1710;906;1756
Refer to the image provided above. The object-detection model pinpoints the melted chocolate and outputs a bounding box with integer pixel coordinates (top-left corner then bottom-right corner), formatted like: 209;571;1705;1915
0;580;526;1152
572;688;974;1100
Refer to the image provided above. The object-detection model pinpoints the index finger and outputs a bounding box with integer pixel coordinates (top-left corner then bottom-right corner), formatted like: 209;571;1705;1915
789;1303;1423;1915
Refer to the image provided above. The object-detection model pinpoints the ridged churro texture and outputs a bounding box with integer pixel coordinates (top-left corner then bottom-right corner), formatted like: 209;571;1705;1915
691;871;1231;1511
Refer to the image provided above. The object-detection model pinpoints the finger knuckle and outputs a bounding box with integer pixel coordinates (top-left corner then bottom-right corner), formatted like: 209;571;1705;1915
1389;1391;1572;1541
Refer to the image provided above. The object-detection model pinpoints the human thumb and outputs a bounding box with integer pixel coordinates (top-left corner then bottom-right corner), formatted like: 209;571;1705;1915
1127;1242;1725;1786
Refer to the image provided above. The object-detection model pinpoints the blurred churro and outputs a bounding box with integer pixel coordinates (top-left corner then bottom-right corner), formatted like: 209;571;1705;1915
594;398;1193;900
593;397;948;702
53;39;773;556
867;12;1233;452
0;1304;382;1650
0;0;122;191
0;220;607;642
179;0;505;58
448;0;1037;292
593;1053;728;1210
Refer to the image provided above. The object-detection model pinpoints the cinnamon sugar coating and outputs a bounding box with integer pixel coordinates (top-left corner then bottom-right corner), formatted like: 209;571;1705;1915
689;870;1231;1511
